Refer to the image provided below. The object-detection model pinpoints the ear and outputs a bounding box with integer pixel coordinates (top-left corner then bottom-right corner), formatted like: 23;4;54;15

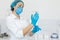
14;6;17;11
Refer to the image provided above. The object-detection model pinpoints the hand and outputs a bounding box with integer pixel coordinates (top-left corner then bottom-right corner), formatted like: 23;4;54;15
32;25;41;33
31;12;39;26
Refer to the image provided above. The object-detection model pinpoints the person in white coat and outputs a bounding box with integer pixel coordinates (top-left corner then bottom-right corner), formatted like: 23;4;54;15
6;0;41;40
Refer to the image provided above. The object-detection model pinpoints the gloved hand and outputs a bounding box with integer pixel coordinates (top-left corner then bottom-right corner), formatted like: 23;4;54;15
32;25;41;33
31;12;39;26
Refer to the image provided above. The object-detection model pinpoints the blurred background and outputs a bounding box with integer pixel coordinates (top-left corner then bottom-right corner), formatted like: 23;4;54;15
0;0;60;40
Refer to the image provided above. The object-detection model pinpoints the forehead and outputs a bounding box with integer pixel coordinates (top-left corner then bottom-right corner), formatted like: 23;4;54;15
16;2;24;7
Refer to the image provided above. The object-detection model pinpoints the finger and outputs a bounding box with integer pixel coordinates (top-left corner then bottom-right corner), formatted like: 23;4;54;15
34;12;39;21
31;14;33;20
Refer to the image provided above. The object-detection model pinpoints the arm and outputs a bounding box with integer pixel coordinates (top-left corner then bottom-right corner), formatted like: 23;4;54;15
23;24;33;36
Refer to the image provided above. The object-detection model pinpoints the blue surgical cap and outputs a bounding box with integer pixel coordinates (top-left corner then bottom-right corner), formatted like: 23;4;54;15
11;0;24;8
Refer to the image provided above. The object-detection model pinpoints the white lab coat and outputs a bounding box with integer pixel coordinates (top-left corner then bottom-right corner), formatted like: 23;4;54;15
6;13;30;40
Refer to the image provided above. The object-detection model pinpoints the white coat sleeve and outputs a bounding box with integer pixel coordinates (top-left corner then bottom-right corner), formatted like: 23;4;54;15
7;19;24;38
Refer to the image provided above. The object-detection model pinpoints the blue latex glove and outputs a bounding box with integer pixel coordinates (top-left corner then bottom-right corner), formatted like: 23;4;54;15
31;12;39;26
32;25;41;33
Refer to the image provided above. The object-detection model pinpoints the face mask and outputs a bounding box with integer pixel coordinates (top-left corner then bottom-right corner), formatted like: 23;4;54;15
15;6;23;15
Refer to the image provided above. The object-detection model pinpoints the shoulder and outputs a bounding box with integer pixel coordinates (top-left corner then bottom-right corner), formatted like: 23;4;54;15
6;15;14;24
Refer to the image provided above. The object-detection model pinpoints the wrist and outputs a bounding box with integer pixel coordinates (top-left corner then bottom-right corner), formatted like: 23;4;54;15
31;24;33;27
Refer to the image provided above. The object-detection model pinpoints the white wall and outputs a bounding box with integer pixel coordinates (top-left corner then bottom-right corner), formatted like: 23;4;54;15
0;0;60;20
19;0;60;20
